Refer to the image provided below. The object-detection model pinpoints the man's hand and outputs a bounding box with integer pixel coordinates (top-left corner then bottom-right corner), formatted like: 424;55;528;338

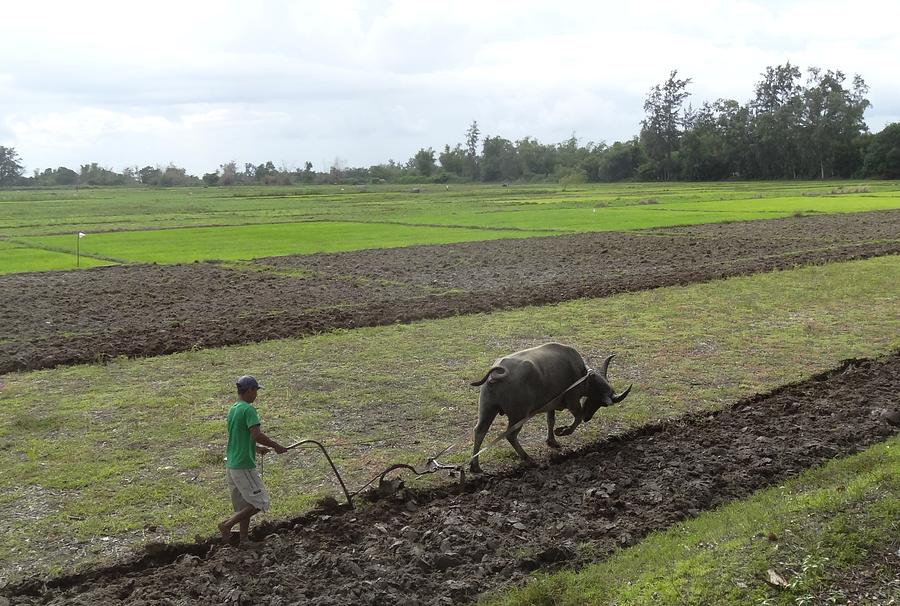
249;425;289;455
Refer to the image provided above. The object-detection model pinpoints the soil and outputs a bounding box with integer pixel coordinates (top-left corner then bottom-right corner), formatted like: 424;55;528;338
5;352;898;605
2;210;899;375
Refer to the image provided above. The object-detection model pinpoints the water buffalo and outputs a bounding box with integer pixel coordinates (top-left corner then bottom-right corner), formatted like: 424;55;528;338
469;343;632;473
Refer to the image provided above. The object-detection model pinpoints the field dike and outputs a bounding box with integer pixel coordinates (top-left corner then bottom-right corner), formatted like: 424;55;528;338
5;351;898;605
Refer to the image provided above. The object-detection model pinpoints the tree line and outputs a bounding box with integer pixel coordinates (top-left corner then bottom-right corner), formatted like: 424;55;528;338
2;63;899;188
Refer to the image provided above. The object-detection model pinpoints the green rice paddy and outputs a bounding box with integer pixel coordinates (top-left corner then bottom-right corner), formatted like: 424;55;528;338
2;181;898;273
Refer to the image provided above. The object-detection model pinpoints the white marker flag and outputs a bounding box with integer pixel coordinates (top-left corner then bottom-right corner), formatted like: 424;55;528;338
78;232;86;238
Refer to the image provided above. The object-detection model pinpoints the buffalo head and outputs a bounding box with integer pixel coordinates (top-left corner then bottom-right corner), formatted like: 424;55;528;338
582;354;632;422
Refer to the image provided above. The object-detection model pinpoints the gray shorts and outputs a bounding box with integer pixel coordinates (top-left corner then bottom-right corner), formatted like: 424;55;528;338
226;467;270;512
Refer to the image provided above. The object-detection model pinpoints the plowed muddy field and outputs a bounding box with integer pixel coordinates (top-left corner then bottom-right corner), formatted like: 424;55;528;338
2;210;899;375
6;353;898;605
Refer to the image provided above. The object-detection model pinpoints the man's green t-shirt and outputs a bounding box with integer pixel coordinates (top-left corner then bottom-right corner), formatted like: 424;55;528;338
226;400;261;469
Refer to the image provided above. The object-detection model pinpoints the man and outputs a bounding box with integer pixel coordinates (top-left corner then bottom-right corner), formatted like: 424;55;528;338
218;375;288;546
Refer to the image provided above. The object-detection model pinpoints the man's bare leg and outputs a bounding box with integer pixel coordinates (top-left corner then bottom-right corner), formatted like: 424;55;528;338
218;505;259;544
239;517;251;543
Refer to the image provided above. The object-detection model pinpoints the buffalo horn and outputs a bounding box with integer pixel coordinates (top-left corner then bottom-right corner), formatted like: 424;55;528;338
611;384;632;403
598;354;615;379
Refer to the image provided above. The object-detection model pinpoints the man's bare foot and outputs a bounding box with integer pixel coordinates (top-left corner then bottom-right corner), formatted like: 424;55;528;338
218;522;234;544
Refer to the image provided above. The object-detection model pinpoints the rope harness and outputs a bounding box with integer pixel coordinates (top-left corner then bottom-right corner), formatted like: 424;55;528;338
258;368;596;510
467;367;595;463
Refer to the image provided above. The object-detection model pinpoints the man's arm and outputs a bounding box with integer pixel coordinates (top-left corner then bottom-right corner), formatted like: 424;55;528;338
249;425;288;454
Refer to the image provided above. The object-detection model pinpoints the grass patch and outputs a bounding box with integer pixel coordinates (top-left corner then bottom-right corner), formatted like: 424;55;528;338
0;256;897;581
19;221;550;265
482;436;899;606
0;240;112;274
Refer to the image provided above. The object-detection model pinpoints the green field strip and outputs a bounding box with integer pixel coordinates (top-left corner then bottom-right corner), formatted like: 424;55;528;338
381;194;900;232
2;182;899;241
0;255;897;580
394;206;775;232
483;436;900;606
18;221;551;264
5;190;898;270
0;239;113;274
667;195;900;214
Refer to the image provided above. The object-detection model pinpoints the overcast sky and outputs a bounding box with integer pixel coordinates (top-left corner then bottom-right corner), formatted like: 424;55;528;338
2;0;898;176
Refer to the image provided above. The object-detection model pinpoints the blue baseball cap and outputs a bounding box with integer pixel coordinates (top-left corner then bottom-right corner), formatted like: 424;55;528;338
236;375;262;391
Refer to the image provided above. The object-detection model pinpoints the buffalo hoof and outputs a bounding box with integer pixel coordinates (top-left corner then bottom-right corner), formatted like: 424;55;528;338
469;463;483;474
546;438;561;449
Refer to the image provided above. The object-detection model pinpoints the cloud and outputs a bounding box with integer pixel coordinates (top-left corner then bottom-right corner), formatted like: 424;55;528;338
2;0;898;173
8;109;173;148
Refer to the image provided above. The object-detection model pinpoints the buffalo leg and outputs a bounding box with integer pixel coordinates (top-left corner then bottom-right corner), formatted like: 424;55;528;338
506;417;535;466
470;407;499;474
546;411;561;448
554;397;585;436
554;417;582;436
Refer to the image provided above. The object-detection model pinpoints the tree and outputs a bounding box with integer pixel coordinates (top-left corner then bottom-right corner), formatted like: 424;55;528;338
555;134;590;174
465;120;480;179
750;63;803;178
597;139;643;181
680;106;729;180
54;166;79;185
480;136;521;181
711;99;754;178
299;161;314;183
863;123;900;178
253;161;277;182
219;161;238;185
369;161;403;183
139;165;162;185
438;144;466;176
329;157;345;183
31;166;79;186
412;147;436;177
121;166;141;184
886;147;900;179
515;137;555;178
0;146;24;185
80;162;127;185
158;164;197;186
799;68;869;178
679;100;751;180
640;70;692;180
557;167;586;188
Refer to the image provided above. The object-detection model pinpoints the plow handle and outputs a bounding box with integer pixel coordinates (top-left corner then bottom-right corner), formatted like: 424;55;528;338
286;439;354;509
